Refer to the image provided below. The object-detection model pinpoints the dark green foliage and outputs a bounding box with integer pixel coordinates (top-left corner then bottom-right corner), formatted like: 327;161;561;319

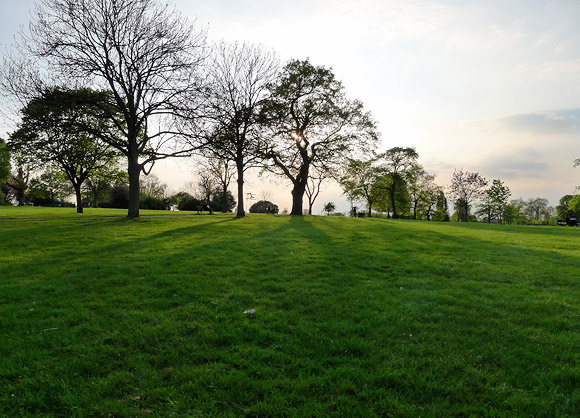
556;195;580;219
101;184;130;209
249;199;279;213
176;193;204;211
0;138;10;185
139;196;168;210
210;190;236;212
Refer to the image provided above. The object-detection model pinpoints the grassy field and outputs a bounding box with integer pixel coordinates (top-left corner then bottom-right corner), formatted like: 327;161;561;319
1;206;580;417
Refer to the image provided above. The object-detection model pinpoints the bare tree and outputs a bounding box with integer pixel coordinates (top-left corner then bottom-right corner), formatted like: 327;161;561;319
5;0;209;218
305;166;330;215
448;169;488;222
200;156;235;212
186;42;278;217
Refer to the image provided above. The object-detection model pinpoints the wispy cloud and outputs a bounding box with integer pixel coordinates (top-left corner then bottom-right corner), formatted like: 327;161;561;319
499;109;580;135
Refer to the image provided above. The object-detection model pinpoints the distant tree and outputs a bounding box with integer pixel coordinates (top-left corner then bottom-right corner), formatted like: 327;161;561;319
174;192;204;212
406;164;437;220
5;155;31;206
323;202;336;216
191;42;278;217
305;166;330;216
249;200;279;214
418;181;443;221
28;168;72;205
211;190;236;212
433;189;450;221
8;0;210;218
448;169;488;222
9;88;120;213
261;59;378;215
374;173;411;217
503;203;524;225
478;179;511;223
377;147;418;218
524;197;551;221
201;157;235;213
84;167;127;208
339;156;382;217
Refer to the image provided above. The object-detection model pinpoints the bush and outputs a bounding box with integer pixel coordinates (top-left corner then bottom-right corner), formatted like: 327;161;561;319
177;194;204;211
140;196;168;210
250;200;279;214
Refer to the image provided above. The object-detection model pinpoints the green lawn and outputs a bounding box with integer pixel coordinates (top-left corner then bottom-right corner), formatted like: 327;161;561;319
1;207;580;417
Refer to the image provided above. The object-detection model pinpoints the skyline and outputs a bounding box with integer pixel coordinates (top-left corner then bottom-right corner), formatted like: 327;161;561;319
1;0;579;213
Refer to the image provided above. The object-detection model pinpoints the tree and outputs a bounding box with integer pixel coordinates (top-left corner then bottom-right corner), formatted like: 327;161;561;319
249;200;279;214
524;197;550;221
406;163;437;220
15;0;209;218
339;156;382;217
323;201;336;216
0;138;11;205
305;165;330;215
28;168;72;205
9;88;120;213
448;169;488;222
556;195;580;220
377;147;419;218
201;157;235;213
478;179;511;223
569;195;580;213
434;189;450;222
261;59;378;215
194;42;278;217
84;167;127;208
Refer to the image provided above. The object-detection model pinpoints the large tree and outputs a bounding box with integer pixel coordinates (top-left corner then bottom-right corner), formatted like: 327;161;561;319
261;59;378;215
9;88;120;213
11;0;209;218
191;42;278;217
448;169;488;222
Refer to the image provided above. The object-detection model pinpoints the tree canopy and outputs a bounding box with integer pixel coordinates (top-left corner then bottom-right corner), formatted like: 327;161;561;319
261;59;378;215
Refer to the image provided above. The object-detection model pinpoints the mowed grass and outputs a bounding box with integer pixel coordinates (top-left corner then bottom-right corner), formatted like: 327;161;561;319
1;207;580;417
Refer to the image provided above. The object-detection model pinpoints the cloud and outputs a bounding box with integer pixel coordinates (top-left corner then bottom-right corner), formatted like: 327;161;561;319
477;148;549;180
498;109;580;135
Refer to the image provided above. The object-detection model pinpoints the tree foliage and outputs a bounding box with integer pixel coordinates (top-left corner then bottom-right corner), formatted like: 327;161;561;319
261;59;378;215
448;169;488;222
9;87;120;213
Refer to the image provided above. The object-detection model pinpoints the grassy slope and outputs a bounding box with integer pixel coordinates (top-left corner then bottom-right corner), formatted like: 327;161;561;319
1;207;579;417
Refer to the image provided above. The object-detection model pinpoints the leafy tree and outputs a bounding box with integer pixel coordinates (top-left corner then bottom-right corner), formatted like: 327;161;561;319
323;201;336;216
211;190;236;212
478;179;511;223
194;42;278;217
569;195;580;213
556;195;580;219
28;168;72;205
524;197;551;221
261;59;378;215
339;156;382;217
5;153;32;206
377;147;418;218
449;169;488;222
15;0;209;218
504;203;524;225
0;138;11;204
249;200;279;214
9;88;120;213
433;189;450;222
84;167;127;208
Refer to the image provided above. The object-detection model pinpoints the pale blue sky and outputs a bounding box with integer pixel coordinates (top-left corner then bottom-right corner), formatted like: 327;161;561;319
1;0;579;211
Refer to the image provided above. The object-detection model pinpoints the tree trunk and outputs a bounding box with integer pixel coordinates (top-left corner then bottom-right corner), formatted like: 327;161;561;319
368;206;372;217
308;200;313;215
236;162;245;217
127;152;141;218
74;184;83;214
390;186;397;218
291;181;306;215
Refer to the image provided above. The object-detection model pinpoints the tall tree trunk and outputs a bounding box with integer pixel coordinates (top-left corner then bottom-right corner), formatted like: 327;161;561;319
308;200;313;215
236;162;245;217
127;152;141;219
368;206;372;217
390;187;397;218
291;182;306;215
74;183;83;214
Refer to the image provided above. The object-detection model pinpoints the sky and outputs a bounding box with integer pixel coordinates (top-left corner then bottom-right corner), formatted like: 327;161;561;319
1;0;579;213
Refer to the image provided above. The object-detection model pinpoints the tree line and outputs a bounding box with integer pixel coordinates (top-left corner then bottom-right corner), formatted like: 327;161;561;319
1;0;578;223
